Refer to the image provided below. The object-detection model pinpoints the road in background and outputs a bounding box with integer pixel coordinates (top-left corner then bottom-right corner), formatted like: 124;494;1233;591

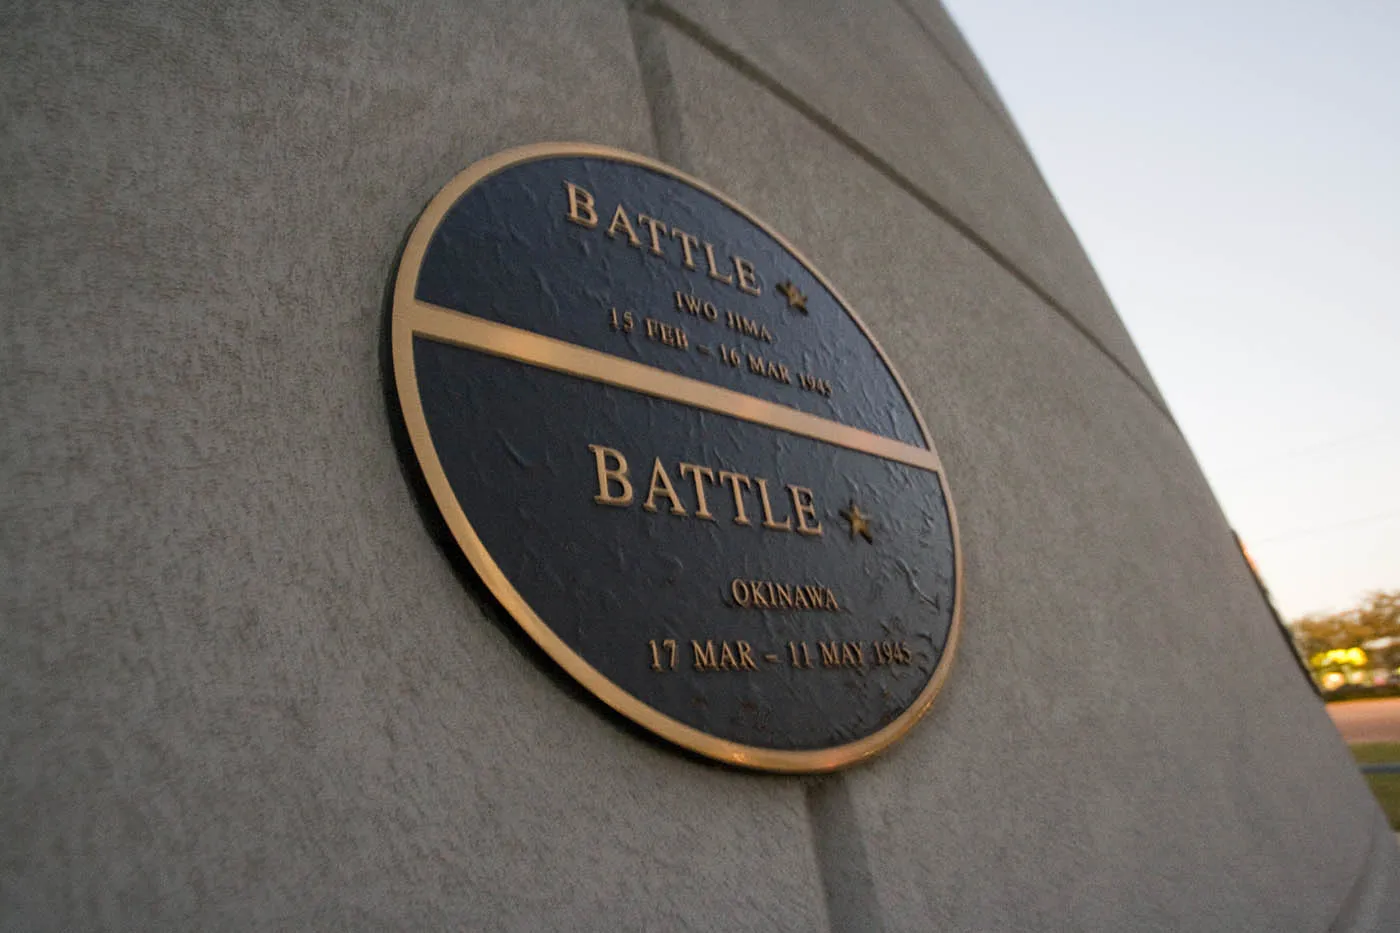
1328;699;1400;744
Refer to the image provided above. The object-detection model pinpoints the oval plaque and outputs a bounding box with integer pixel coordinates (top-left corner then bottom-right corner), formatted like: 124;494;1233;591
390;143;961;771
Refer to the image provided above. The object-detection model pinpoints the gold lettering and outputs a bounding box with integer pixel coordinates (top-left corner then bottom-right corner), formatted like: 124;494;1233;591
703;242;735;285
606;204;642;247
670;227;700;269
750;581;769;609
643;458;687;515
693;640;718;671
636;214;668;255
754;478;793;531
788;485;823;537
678;462;716;520
736;641;758;671
726;579;841;611
843;642;863;667
744;354;790;383
589;444;632;506
734;256;760;295
717;470;753;525
677;291;718;322
728;579;841;611
730;579;751;607
719;642;738;670
564;181;598;228
820;641;842;667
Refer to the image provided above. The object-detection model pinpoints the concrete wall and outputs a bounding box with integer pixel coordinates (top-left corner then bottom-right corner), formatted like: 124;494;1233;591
3;1;1396;929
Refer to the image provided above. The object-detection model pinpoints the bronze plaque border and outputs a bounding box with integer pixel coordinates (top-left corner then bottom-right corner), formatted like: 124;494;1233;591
390;142;963;772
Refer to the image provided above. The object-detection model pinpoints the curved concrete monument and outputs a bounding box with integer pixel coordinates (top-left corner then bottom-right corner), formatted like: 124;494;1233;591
4;1;1397;929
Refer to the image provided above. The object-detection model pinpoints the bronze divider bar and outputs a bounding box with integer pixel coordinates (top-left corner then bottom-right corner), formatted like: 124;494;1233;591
405;300;943;474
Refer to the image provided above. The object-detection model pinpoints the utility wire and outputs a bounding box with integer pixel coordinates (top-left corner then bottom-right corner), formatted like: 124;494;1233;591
1249;508;1400;546
1211;431;1400;477
1271;428;1400;461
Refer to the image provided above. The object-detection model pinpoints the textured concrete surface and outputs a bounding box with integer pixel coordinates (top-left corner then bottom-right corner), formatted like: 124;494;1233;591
1;2;826;930
894;0;1020;132
4;0;1396;930
654;0;1163;408
656;20;1400;929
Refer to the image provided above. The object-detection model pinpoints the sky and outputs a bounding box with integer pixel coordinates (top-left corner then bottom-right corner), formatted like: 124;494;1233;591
943;0;1398;620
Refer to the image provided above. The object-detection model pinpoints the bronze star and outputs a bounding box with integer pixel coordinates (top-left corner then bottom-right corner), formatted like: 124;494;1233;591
840;501;874;543
776;280;808;313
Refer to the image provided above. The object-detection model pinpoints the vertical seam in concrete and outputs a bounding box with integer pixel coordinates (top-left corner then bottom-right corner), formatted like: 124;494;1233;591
806;777;888;933
1326;811;1399;931
889;0;1027;148
629;8;888;930
627;2;692;173
644;2;1179;434
889;0;1111;333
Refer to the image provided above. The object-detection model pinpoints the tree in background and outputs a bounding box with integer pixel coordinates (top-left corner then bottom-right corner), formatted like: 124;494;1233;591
1290;590;1400;691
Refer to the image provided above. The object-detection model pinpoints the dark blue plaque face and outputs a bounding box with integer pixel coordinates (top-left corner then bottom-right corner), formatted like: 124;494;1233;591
390;144;961;771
